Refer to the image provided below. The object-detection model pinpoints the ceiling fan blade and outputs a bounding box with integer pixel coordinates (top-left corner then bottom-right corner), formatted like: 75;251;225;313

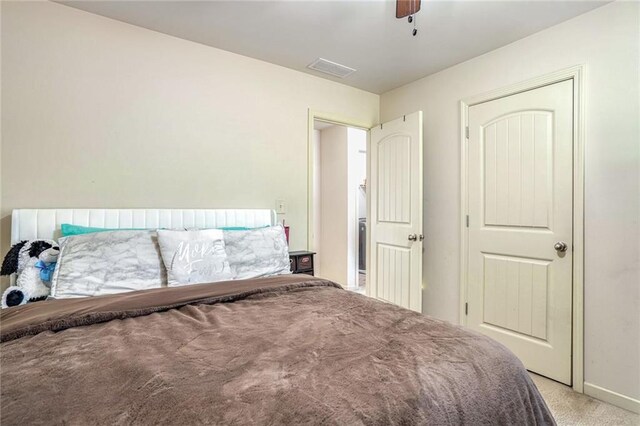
396;0;421;19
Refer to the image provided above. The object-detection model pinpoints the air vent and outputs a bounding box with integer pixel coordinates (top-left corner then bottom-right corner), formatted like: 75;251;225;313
307;58;356;78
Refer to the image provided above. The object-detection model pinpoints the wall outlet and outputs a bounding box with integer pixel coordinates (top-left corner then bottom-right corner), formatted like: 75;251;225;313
276;200;287;214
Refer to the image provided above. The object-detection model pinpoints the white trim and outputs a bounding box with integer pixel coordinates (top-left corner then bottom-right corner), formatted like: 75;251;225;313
306;110;375;296
459;65;585;394
584;382;640;414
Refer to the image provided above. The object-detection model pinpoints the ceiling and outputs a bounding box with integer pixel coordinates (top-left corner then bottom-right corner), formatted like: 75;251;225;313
59;0;609;94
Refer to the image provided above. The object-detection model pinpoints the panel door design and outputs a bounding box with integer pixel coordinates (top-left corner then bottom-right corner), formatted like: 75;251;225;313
370;112;423;312
377;135;411;224
483;112;552;228
467;80;573;385
482;254;549;340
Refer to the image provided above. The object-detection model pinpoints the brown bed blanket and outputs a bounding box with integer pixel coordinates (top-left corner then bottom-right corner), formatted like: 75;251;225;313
1;275;554;425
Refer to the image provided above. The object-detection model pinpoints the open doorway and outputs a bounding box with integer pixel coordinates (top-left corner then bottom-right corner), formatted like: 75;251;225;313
312;119;367;293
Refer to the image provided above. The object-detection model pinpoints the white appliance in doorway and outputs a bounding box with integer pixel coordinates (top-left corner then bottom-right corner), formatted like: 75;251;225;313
464;79;574;385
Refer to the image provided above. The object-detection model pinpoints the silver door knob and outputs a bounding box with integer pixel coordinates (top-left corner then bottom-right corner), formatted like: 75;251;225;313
408;234;418;241
554;242;568;252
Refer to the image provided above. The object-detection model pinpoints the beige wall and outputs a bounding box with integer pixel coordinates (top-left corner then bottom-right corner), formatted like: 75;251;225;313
0;1;379;280
317;125;349;286
0;2;3;251
314;125;366;288
380;1;639;404
312;129;322;275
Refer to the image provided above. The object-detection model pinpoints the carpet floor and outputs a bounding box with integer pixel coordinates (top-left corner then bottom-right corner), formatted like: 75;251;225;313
530;373;639;425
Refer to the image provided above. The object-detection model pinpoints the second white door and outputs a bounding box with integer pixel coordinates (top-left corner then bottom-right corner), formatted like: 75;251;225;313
466;80;573;385
369;111;423;312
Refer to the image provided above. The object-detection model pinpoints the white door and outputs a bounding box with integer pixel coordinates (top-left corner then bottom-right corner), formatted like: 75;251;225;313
369;111;423;312
466;80;573;384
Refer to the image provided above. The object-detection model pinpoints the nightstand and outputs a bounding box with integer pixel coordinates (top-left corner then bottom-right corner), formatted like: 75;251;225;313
289;251;316;276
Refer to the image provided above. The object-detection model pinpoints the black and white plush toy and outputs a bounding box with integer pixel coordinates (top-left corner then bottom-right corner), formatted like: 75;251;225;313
1;240;60;308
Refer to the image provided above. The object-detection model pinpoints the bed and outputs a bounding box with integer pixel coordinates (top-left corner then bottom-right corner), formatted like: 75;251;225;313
0;209;554;425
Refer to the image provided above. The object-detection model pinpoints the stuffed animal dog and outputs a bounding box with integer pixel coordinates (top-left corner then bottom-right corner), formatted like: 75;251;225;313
1;240;60;308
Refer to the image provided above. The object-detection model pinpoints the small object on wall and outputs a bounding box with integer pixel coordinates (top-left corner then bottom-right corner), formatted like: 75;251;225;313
283;219;290;245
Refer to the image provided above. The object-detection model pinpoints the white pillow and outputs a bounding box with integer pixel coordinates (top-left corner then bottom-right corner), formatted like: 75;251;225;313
157;229;233;286
223;225;292;280
51;230;166;298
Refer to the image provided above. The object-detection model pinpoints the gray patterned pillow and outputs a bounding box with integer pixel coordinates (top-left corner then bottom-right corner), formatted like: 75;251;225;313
223;225;292;279
51;230;166;298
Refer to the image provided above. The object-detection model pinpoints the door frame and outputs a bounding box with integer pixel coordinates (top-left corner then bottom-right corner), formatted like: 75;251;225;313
459;65;585;393
306;110;374;294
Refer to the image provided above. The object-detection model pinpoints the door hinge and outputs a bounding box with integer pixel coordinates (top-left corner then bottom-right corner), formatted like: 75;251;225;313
466;215;469;227
465;126;469;139
465;303;468;315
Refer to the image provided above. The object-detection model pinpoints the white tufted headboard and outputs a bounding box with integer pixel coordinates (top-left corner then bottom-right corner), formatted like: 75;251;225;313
11;209;277;244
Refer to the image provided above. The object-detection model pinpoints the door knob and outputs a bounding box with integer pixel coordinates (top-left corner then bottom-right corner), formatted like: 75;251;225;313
408;234;418;241
554;242;568;252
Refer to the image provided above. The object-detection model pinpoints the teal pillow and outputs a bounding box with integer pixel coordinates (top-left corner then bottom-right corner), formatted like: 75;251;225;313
61;224;146;237
217;226;254;231
61;224;266;237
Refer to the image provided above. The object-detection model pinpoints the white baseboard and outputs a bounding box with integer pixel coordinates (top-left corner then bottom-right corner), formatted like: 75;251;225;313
584;382;640;414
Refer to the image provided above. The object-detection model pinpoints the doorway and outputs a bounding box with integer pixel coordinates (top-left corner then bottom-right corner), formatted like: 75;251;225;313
308;109;424;312
312;119;367;293
460;66;585;392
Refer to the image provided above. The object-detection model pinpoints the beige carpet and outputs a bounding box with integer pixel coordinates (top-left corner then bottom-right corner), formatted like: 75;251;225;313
530;373;639;425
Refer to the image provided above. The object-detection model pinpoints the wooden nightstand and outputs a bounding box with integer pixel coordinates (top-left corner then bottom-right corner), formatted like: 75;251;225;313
289;251;316;276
